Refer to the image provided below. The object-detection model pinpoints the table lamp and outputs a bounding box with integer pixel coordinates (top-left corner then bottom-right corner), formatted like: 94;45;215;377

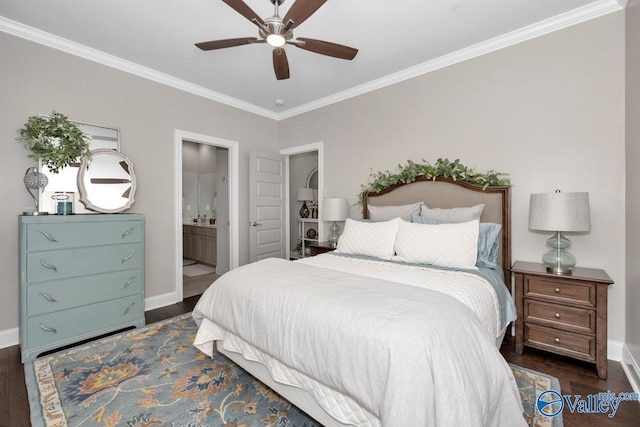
529;190;591;274
296;188;314;218
322;197;349;247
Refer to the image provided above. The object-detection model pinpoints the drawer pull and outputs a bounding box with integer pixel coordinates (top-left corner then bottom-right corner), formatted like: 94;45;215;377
555;337;560;343
122;277;135;289
121;250;134;264
40;259;58;272
40;324;57;334
555;288;560;293
39;231;58;242
122;302;135;316
121;227;134;239
38;292;58;303
555;313;561;319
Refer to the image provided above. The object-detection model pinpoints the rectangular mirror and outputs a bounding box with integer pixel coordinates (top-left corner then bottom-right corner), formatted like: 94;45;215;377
39;122;120;214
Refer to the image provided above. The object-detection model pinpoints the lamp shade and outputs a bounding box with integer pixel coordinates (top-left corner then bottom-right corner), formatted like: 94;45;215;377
322;197;349;221
529;191;591;232
296;188;314;202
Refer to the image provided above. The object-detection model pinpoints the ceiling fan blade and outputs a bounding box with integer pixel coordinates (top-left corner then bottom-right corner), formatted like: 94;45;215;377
273;48;290;80
90;178;132;184
295;37;358;60
195;37;258;51
283;0;326;29
222;0;265;25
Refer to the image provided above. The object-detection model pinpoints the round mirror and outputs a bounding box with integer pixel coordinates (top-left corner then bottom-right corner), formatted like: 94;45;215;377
77;149;137;213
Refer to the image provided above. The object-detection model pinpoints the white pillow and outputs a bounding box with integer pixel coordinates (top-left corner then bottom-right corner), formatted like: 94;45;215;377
420;204;484;223
336;218;400;260
394;219;479;269
368;202;423;221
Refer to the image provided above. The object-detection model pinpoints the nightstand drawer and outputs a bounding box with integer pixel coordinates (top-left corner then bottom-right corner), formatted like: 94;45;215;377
524;299;595;333
525;276;595;307
524;323;595;362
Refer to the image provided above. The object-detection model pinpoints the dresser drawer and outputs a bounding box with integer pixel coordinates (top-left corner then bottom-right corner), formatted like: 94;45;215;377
26;220;142;251
26;243;142;283
524;299;595;334
26;294;143;350
524;323;595;362
26;269;143;316
525;276;595;307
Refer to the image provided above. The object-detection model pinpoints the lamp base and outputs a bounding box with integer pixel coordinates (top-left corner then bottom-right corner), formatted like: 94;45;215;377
542;231;576;275
328;222;341;247
22;211;48;216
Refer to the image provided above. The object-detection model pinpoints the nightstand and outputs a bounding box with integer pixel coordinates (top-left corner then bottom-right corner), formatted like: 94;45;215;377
512;261;613;379
308;241;336;257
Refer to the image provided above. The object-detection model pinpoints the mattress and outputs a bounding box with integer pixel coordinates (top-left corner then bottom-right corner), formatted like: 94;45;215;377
192;256;525;426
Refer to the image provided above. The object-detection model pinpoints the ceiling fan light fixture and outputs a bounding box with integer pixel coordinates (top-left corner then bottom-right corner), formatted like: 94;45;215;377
266;33;286;47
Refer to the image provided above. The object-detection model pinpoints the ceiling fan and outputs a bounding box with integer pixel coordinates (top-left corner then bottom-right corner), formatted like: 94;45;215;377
195;0;358;80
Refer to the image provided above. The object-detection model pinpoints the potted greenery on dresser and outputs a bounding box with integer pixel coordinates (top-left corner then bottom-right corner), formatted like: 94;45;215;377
17;110;91;173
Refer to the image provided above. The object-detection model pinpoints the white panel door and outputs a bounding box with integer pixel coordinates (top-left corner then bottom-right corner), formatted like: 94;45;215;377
249;150;285;262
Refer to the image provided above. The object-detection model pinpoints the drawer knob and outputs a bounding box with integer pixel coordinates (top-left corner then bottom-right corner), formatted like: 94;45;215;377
39;231;58;243
555;313;561;319
38;292;58;303
40;323;57;334
121;227;134;239
122;302;136;316
40;259;58;272
555;337;560;343
121;277;135;289
555;288;560;293
121;250;134;264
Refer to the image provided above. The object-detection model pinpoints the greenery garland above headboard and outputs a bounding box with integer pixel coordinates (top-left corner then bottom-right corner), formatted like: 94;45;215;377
359;158;510;204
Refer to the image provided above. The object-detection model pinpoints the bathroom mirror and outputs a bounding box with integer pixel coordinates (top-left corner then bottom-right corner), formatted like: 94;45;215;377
77;149;137;213
39;122;119;214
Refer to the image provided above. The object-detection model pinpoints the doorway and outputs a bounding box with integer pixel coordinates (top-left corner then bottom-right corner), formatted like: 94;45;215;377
174;130;239;302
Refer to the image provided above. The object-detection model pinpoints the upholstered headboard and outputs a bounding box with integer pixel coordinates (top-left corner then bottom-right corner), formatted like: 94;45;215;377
363;176;511;283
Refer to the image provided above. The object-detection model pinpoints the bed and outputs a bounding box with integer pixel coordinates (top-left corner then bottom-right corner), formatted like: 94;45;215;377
192;177;526;427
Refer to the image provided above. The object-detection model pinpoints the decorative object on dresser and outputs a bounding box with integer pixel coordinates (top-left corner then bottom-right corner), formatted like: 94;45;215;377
22;167;49;216
322;197;349;247
77;149;137;213
19;214;145;363
16;111;91;174
296;187;314;218
529;190;591;274
512;261;613;379
308;241;336;257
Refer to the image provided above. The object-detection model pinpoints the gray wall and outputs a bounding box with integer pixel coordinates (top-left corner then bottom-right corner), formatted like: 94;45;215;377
626;0;640;368
0;10;632;353
279;12;627;343
0;31;278;332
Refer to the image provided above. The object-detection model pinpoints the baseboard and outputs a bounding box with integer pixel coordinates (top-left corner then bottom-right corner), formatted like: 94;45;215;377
621;345;640;395
144;291;181;311
0;293;182;350
0;326;19;350
608;339;624;361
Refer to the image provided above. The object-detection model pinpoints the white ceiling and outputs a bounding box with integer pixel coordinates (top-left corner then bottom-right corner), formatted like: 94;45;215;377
0;0;625;119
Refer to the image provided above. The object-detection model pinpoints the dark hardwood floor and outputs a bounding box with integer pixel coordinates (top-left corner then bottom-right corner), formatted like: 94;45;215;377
2;295;638;426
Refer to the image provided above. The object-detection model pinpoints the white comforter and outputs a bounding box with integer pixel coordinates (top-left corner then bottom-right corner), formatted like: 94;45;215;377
192;256;526;427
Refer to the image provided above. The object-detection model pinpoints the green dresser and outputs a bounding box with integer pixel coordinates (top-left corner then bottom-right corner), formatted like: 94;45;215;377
19;214;145;363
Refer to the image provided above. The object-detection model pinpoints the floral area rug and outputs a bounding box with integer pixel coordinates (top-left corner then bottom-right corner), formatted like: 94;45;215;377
510;364;564;427
25;313;562;427
24;314;319;427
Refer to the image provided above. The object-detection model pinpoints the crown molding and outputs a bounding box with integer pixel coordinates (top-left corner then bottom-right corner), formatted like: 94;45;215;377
278;0;626;120
0;0;626;122
0;16;279;120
